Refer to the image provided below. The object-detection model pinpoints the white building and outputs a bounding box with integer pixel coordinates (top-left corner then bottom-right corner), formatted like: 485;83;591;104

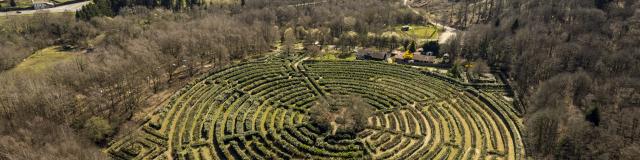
32;0;54;9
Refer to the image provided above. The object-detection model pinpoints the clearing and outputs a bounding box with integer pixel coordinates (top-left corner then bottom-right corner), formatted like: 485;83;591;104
10;46;77;73
382;24;441;43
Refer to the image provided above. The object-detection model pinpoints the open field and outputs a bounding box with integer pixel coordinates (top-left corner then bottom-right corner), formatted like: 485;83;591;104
8;0;34;9
382;24;441;42
204;0;236;5
52;0;76;3
316;53;356;61
315;50;357;61
107;58;525;159
9;46;77;73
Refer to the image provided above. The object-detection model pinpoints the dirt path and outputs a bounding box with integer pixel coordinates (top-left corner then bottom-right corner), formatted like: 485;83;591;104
293;57;310;70
403;0;459;44
0;1;91;16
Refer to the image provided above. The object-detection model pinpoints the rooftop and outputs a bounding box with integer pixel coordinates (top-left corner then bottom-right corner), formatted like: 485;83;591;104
413;54;436;63
391;50;436;63
32;0;52;3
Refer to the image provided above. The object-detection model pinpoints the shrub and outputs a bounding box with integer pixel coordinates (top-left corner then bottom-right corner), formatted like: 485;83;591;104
83;116;114;144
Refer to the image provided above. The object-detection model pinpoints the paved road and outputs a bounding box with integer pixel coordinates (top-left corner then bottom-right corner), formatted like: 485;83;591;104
403;0;458;44
0;1;91;16
288;0;328;7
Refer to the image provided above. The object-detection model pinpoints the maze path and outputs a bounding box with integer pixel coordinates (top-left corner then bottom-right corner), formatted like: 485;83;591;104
107;60;525;159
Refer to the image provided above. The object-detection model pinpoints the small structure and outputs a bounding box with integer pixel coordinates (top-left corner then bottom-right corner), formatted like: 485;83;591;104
442;53;451;63
356;48;389;61
424;51;434;56
413;54;436;64
391;50;436;65
32;0;54;9
469;73;497;83
401;25;410;32
305;41;322;54
391;50;405;60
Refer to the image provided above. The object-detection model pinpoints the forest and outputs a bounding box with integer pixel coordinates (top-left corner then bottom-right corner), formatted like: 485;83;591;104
0;0;423;159
437;0;640;159
0;0;638;159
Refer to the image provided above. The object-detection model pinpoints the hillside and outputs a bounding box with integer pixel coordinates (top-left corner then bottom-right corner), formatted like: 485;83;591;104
445;0;640;159
0;0;638;159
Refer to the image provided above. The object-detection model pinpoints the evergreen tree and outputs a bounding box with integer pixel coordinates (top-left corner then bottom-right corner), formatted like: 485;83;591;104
76;4;95;20
95;0;114;16
422;41;440;55
177;0;186;10
511;19;520;33
160;0;172;9
594;0;610;9
408;41;417;53
76;0;117;20
283;28;296;55
109;0;128;13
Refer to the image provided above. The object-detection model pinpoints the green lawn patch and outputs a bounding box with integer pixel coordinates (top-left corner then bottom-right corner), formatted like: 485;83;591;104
11;46;76;73
1;0;33;9
51;0;76;3
315;51;356;61
382;24;441;42
15;0;33;8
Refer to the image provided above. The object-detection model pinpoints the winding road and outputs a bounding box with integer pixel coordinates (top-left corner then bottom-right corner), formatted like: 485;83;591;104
403;0;458;44
0;1;91;16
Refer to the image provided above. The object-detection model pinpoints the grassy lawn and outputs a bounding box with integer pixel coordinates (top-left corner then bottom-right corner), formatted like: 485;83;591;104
316;53;356;61
2;0;34;9
382;24;441;41
11;46;77;73
15;0;33;8
4;0;79;8
203;0;239;5
313;46;357;61
51;0;76;3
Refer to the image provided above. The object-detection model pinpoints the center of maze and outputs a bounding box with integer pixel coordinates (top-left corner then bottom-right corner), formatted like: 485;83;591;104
108;59;526;159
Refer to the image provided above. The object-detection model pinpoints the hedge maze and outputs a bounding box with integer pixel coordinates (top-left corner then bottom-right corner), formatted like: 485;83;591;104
107;58;525;159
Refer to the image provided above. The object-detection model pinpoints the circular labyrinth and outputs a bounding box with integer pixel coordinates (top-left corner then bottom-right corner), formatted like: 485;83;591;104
108;59;526;160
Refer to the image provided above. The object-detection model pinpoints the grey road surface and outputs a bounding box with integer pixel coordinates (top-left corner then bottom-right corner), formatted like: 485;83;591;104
0;1;91;16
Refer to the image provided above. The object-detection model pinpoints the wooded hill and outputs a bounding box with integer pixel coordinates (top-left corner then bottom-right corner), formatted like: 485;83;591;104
441;0;640;159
